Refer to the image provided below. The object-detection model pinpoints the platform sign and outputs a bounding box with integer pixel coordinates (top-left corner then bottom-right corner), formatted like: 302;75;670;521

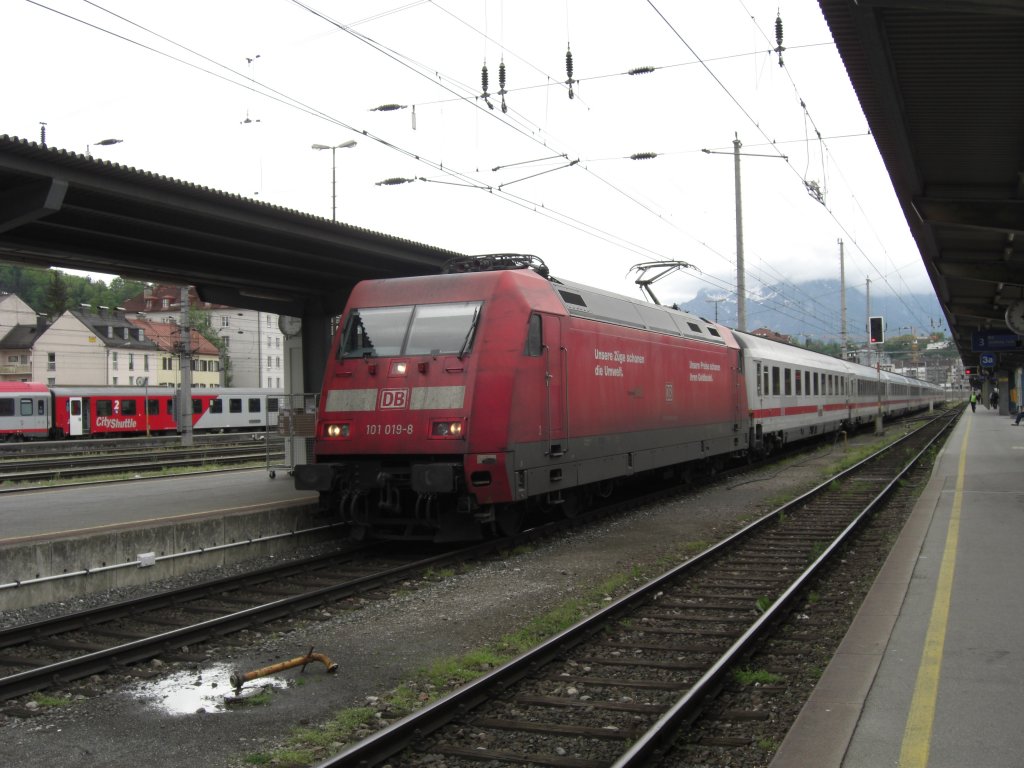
980;352;996;368
971;331;1023;352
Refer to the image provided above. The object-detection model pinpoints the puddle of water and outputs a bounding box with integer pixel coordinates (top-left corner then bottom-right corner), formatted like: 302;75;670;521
130;662;289;715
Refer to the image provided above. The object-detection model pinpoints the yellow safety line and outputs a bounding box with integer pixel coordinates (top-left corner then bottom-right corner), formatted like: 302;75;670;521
899;417;971;767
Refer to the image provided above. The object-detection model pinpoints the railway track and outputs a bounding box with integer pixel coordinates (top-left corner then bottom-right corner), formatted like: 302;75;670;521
309;408;958;767
0;542;504;702
0;436;283;485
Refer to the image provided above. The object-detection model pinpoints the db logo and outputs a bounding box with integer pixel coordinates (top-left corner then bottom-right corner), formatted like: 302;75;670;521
379;388;409;410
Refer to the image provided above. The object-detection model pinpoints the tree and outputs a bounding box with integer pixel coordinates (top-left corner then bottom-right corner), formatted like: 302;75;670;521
43;269;70;317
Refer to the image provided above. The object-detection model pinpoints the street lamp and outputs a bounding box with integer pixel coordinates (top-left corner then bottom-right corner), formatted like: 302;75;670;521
86;138;123;157
312;140;357;221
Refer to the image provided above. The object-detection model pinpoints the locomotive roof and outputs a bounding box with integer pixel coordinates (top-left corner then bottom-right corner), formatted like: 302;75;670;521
551;276;730;346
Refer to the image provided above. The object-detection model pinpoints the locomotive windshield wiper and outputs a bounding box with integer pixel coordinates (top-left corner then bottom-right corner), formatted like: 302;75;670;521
458;307;481;360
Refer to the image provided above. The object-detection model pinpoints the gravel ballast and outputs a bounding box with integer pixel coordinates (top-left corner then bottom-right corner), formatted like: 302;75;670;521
0;434;876;768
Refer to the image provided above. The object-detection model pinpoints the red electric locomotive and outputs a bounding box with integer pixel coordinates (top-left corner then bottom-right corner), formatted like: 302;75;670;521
295;255;750;541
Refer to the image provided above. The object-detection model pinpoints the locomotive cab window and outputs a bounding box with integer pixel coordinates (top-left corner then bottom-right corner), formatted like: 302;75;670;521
341;301;482;358
525;314;543;356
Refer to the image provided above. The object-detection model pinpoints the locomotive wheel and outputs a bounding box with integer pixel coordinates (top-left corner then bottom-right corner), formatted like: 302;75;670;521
494;505;524;537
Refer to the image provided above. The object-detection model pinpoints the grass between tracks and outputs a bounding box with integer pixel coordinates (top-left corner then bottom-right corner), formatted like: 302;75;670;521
239;428;912;767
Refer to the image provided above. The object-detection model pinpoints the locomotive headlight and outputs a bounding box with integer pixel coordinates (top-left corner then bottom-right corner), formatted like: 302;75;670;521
325;422;350;438
390;361;408;376
430;419;464;438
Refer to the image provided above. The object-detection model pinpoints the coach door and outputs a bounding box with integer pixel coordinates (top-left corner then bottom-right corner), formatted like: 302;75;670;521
542;314;567;456
68;397;85;436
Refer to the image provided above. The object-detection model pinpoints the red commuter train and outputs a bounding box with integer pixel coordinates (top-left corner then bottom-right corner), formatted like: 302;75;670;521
293;255;944;542
0;383;282;440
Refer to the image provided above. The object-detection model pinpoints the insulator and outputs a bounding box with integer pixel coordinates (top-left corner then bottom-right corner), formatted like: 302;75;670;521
499;61;506;90
481;63;489;95
628;66;655;76
372;104;405;112
774;13;785;67
565;46;575;99
630;152;657;160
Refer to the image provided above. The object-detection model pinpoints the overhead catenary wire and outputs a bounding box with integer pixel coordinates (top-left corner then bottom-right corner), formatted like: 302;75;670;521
25;0;933;342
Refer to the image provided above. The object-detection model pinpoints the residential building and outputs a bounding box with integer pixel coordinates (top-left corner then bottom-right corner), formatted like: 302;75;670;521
30;306;160;386
128;316;221;388
123;284;282;388
0;293;43;381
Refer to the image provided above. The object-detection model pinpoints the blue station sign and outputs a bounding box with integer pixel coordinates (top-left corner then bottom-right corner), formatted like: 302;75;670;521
972;331;1023;352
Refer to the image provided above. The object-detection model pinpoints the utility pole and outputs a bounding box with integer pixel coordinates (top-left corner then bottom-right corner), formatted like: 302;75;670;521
839;239;847;360
733;135;746;331
702;134;788;333
178;285;194;447
707;296;726;324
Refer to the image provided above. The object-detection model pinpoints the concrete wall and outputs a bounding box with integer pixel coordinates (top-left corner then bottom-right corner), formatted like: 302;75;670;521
0;501;331;611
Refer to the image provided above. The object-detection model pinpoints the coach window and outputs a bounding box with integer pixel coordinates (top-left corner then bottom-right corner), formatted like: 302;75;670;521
248;398;261;413
762;365;769;396
784;368;792;396
229;398;243;414
121;400;137;416
771;366;780;396
19;398;33;416
96;400;113;417
37;399;46;416
209;399;223;414
795;369;802;396
191;398;202;415
268;397;279;413
0;398;12;417
147;399;159;416
755;362;762;396
525;314;543;356
813;372;819;395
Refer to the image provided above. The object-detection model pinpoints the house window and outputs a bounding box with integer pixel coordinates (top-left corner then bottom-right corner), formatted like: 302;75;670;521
221;315;230;327
128;353;135;371
47;352;56;371
111;352;118;370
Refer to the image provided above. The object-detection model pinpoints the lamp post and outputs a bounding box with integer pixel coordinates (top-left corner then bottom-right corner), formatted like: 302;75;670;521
312;140;357;221
87;138;123;157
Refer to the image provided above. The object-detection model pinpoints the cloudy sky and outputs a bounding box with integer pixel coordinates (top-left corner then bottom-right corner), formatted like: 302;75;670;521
5;0;937;339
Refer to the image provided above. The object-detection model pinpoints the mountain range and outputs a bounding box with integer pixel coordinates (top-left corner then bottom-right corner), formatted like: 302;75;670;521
673;279;946;343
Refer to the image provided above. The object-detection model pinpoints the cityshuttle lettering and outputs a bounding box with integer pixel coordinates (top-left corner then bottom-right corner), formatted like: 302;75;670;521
688;359;721;383
96;416;138;429
593;348;646;378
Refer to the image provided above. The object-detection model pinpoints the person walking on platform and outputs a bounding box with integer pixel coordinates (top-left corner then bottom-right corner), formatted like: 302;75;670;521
1015;409;1023;425
970;390;977;412
990;389;999;410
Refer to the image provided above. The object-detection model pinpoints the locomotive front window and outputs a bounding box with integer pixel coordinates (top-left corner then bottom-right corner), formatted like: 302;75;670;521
341;306;413;358
406;302;481;356
341;302;482;358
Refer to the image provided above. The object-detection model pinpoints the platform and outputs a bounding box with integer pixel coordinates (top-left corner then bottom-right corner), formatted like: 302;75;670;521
771;404;1024;768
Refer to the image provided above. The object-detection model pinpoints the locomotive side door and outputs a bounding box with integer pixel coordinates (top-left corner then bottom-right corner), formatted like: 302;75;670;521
68;397;84;436
541;313;567;456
